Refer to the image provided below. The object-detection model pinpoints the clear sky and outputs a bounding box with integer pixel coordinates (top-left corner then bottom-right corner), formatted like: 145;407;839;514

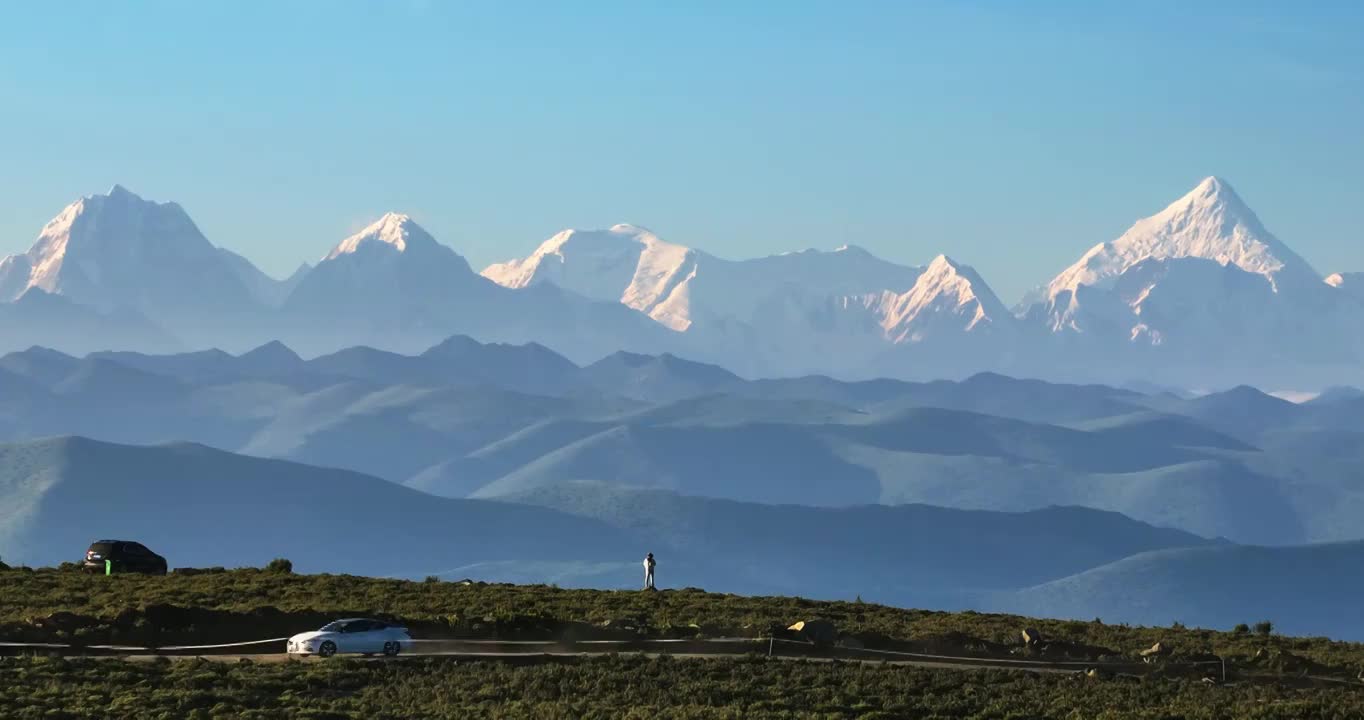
2;0;1360;302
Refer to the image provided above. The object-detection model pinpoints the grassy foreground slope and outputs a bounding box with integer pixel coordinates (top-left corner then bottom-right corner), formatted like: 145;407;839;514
4;654;1363;720
5;568;1364;675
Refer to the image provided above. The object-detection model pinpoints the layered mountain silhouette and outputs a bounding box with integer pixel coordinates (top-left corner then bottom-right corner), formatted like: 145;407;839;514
3;332;1364;635
7;434;1364;637
0;436;641;582
2;179;1360;387
0;435;1210;611
2;337;1361;547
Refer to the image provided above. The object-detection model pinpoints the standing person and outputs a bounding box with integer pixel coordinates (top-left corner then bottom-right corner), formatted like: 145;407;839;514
643;552;656;590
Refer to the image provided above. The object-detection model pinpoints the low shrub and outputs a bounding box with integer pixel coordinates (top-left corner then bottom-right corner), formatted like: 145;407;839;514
265;558;293;574
3;655;1364;718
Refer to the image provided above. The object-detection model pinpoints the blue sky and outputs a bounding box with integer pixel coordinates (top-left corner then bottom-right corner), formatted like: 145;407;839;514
2;0;1361;302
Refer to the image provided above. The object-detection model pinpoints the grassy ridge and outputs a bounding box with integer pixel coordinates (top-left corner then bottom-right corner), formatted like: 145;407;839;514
4;568;1364;675
2;655;1362;720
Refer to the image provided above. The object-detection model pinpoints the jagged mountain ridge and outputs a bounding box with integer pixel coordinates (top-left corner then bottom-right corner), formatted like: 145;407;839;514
276;213;685;363
0;185;280;315
1;178;1359;387
482;223;929;333
852;255;1014;343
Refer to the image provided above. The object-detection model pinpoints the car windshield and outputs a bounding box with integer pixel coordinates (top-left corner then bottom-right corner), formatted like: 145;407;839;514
319;621;348;632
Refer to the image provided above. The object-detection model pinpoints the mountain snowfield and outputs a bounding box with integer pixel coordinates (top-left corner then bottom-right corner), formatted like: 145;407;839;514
323;212;446;261
0;185;273;315
1036;176;1318;308
481;223;926;332
1011;178;1362;384
482;224;703;330
854;255;1013;343
1;178;1360;387
1022;177;1337;359
0;185;283;351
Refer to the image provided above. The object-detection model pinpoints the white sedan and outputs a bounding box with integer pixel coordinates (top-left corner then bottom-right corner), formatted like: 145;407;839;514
287;618;410;658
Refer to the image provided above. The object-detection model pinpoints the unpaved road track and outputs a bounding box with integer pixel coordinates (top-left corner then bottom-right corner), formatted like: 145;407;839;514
3;638;1153;676
13;638;1354;686
88;651;1085;676
97;649;1358;688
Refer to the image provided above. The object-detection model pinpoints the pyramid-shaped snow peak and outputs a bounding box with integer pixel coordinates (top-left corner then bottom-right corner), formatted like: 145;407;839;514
0;185;269;313
282;211;479;317
324;213;440;261
858;254;1011;342
0;185;191;299
1040;176;1319;303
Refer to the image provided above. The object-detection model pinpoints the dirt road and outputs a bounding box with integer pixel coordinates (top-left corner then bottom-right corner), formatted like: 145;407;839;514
12;637;1146;677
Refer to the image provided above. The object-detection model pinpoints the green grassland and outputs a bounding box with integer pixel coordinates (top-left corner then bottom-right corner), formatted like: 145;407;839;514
4;566;1364;718
3;654;1364;720
3;567;1364;678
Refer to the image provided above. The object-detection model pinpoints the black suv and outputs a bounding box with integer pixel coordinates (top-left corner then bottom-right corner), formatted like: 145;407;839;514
83;540;168;575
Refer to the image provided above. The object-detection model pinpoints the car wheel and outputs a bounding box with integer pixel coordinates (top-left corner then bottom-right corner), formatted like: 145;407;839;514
318;641;337;658
383;641;400;657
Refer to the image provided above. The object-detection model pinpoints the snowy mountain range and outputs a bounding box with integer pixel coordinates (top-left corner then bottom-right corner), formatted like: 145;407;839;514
1;178;1359;388
482;223;926;332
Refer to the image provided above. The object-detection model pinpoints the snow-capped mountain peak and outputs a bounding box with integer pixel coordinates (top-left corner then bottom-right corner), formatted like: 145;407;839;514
0;185;270;312
1039;176;1319;305
482;225;931;337
920;253;995;298
482;224;670;290
481;224;697;328
283;211;481;322
850;254;1011;343
324;212;436;260
22;186;190;295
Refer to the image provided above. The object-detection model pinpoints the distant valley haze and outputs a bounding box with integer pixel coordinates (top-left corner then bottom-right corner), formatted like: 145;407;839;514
3;336;1364;637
